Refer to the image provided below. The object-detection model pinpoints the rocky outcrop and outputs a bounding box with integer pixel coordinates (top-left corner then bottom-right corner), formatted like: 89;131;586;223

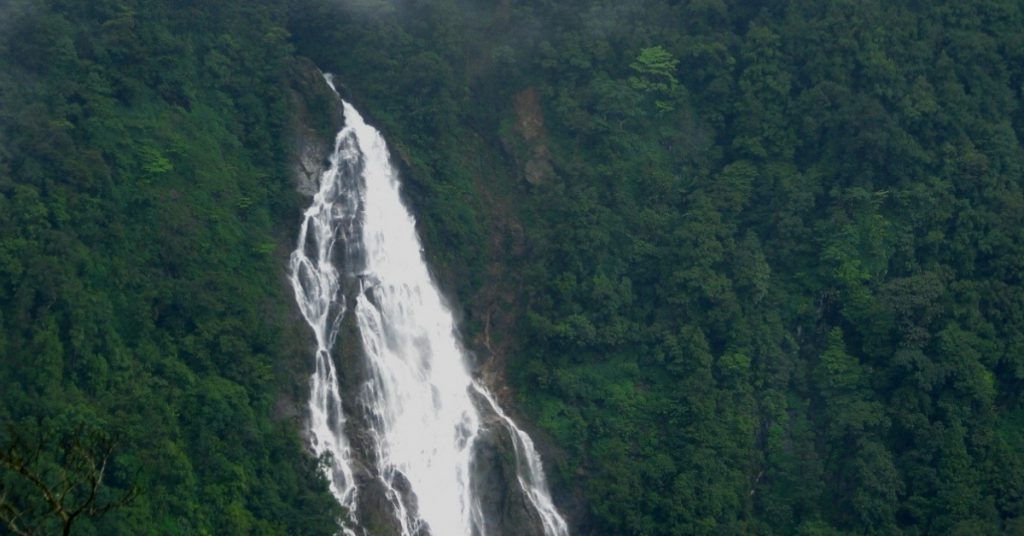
284;62;560;535
510;87;554;185
331;283;548;535
287;57;346;196
470;416;548;536
273;57;347;428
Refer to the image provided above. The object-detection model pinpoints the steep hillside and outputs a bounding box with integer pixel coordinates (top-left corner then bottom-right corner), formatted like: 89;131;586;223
0;1;340;533
288;1;1024;534
2;0;1023;535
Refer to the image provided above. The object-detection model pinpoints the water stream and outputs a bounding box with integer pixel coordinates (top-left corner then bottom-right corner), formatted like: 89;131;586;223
288;75;569;536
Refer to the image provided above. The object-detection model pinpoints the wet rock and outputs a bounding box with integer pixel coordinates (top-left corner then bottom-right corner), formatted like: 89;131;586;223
357;476;407;536
471;418;546;536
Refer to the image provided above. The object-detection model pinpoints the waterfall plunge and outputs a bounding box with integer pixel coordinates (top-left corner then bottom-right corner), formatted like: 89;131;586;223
288;75;569;536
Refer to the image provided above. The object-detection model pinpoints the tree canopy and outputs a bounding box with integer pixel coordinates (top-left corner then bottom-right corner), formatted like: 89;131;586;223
2;0;1023;534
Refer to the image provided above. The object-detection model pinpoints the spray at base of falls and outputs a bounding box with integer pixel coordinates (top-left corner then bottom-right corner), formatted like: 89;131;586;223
288;74;569;536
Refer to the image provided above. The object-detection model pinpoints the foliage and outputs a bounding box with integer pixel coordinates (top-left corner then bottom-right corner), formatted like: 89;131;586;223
0;1;340;533
286;0;1024;534
3;0;1024;534
1;423;138;536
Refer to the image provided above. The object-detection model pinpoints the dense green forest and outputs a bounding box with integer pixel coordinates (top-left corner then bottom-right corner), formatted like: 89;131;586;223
291;0;1024;534
0;1;341;533
3;0;1024;534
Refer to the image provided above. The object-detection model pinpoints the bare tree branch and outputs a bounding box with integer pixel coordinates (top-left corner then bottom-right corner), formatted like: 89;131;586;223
0;423;138;536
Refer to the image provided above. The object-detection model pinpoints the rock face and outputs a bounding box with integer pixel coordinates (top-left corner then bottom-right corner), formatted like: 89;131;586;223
287;57;346;196
334;297;416;536
274;58;347;432
332;284;548;535
470;416;548;536
512;87;555;186
285;62;552;535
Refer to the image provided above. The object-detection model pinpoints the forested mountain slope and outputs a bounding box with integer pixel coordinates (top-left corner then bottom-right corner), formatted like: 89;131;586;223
289;0;1024;534
2;0;1023;535
0;1;340;533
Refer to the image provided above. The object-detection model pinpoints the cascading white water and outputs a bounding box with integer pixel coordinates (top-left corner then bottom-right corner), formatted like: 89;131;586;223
472;385;570;536
288;75;569;536
287;86;361;534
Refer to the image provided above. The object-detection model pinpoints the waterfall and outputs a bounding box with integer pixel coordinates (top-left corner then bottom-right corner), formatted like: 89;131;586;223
288;74;569;536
